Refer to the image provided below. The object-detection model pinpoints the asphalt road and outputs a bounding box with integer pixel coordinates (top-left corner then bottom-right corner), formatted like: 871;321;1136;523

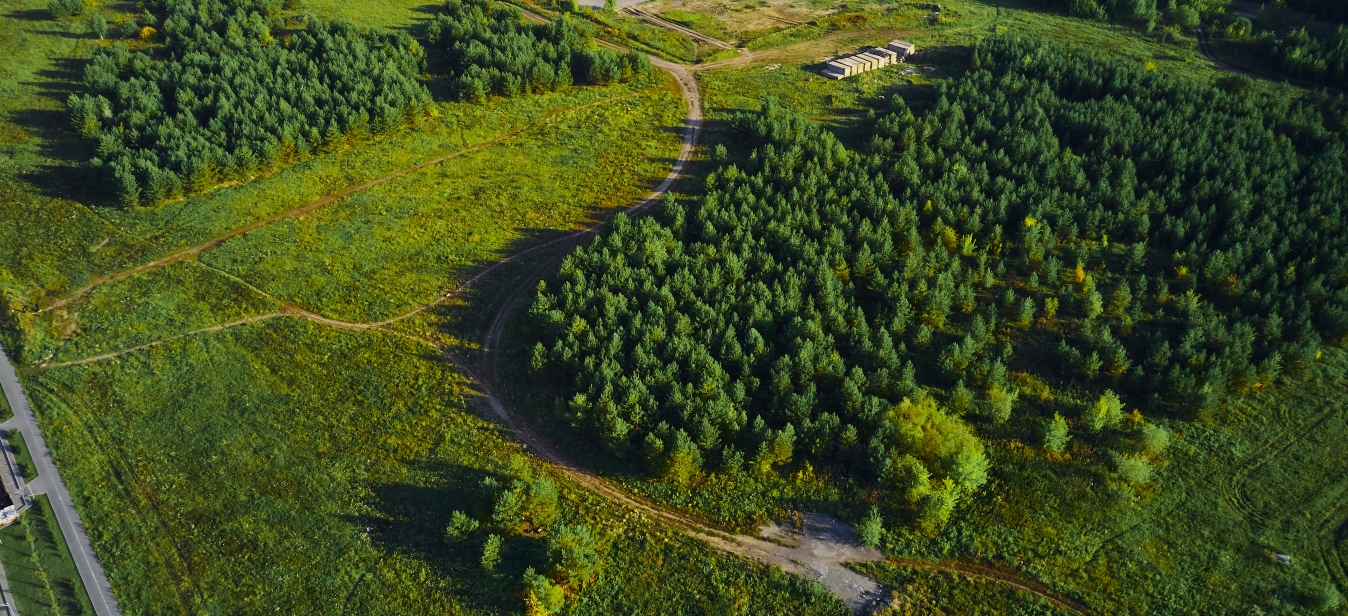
0;346;122;616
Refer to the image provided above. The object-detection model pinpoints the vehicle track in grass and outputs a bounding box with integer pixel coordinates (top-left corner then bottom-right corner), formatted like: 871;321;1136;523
29;42;1089;614
35;89;656;316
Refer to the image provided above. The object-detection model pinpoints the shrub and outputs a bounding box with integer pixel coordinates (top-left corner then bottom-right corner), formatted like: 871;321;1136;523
48;0;84;18
88;13;107;38
445;510;480;542
548;524;599;585
1044;412;1071;452
481;534;503;571
1141;423;1170;455
522;567;565;615
856;507;883;547
1167;3;1200;29
1110;451;1153;484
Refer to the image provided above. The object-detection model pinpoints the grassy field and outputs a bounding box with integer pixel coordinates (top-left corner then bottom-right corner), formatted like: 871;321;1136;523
0;1;857;613
27;320;848;614
6;0;1345;612
856;561;1074;615
197;86;682;323
7;429;37;483
0;385;11;423
0;495;96;616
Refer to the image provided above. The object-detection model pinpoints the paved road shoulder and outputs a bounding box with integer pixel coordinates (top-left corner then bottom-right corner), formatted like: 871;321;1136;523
0;345;122;616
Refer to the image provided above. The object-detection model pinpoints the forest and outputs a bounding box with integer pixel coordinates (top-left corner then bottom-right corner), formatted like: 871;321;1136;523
427;0;651;102
1267;24;1348;85
65;0;431;207
528;33;1348;531
1020;0;1227;28
1219;11;1348;87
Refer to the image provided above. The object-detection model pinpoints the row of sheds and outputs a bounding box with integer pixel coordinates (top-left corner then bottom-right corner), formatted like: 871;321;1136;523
822;40;916;79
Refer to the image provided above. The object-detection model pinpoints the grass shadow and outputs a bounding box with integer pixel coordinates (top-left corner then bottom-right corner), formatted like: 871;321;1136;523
7;8;51;21
12;55;109;205
356;460;550;611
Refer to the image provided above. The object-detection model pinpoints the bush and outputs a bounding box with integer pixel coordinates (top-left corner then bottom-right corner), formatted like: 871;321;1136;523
1044;413;1071;452
444;510;480;542
548;524;599;585
481;534;503;571
1221;16;1253;38
1110;451;1153;484
1167;4;1200;29
48;0;83;18
88;13;107;38
856;506;883;547
1069;0;1106;20
1141;423;1170;455
522;567;565;615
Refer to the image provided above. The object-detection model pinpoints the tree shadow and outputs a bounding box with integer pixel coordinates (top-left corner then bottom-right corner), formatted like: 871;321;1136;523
353;460;551;612
11;55;110;205
7;8;51;21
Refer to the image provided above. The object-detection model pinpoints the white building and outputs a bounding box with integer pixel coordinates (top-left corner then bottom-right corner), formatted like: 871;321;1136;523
822;41;915;79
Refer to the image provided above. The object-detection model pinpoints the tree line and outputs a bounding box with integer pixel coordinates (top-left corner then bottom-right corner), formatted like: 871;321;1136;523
65;0;653;207
427;0;651;102
527;34;1348;530
1217;7;1348;87
66;0;432;206
1022;0;1228;29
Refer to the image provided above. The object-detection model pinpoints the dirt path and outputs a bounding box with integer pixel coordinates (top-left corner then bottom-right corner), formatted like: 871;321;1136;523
1195;25;1288;85
623;6;736;49
26;32;1090;614
35;90;651;315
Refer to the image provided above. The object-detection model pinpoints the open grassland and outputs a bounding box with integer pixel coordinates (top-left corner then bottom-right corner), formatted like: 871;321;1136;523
924;349;1348;613
0;71;675;311
49;260;282;364
199;88;683;323
0;0;677;312
28;321;847;614
32;82;681;365
855;561;1074;615
0;495;96;616
7;428;38;482
676;0;1290;89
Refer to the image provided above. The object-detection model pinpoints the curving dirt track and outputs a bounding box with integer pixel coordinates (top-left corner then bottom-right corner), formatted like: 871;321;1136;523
27;34;1094;613
1195;26;1289;86
35;91;651;315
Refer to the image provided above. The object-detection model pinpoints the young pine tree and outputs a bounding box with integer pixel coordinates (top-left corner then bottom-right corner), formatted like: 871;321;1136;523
1085;390;1124;432
1044;412;1070;452
522;567;565;615
445;510;480;542
986;382;1019;424
548;524;599;585
481;534;503;571
856;506;884;547
89;13;107;38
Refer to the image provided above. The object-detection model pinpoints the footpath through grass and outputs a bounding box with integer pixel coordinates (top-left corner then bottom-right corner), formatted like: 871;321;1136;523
28;320;847;614
0;495;96;616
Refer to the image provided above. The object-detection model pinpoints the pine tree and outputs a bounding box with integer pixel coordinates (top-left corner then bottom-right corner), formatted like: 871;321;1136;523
856;506;884;547
1044;412;1070;452
445;510;480;542
481;534;503;571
